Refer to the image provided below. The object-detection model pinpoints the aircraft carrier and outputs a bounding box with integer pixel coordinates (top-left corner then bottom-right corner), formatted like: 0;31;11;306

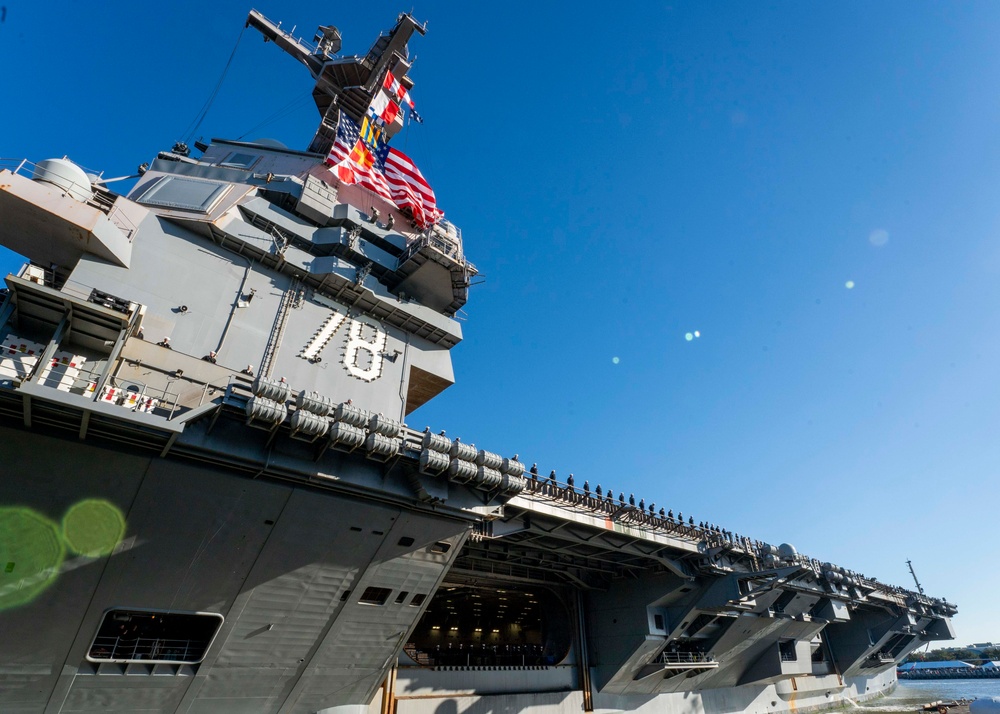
0;10;956;714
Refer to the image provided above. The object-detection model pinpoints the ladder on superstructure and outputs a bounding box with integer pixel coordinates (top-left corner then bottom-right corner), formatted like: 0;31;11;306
260;280;301;378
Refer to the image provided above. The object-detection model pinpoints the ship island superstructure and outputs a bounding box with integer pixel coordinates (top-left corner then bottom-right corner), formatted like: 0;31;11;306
0;10;956;714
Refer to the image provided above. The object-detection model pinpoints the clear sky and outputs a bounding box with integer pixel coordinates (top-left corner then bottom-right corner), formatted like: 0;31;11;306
2;1;998;647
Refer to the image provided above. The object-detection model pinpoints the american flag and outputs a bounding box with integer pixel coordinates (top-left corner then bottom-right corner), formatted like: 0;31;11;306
327;112;392;202
326;112;443;230
384;148;443;229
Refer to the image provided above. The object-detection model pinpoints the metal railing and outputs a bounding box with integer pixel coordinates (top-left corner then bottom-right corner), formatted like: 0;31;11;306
0;158;135;240
400;228;465;265
0;351;41;384
98;376;180;419
0;157;35;175
0;355;181;420
35;362;100;393
105;196;137;241
88;635;209;663
653;651;715;665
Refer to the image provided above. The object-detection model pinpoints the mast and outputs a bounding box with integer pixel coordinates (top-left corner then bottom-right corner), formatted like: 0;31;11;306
906;559;926;595
246;10;426;154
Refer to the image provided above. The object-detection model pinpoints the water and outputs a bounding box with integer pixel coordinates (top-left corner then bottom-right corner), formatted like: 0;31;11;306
856;679;1000;711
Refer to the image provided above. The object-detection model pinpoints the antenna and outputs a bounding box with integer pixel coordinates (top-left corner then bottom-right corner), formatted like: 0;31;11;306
906;559;925;595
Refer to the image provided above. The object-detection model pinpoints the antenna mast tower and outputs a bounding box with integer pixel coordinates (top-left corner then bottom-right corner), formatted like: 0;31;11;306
906;559;926;595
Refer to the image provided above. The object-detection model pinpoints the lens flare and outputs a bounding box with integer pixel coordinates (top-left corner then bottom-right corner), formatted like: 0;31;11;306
869;229;889;247
0;508;65;610
62;499;126;557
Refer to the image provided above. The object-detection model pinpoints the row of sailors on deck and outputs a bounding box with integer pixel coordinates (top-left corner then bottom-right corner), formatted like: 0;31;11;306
156;337;255;376
520;464;917;591
527;463;742;541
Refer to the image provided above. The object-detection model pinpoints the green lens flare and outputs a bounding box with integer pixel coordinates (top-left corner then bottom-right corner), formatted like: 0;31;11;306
62;499;126;557
0;508;65;610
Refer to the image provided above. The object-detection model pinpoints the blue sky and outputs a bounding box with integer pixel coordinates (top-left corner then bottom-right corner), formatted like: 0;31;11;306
2;1;998;647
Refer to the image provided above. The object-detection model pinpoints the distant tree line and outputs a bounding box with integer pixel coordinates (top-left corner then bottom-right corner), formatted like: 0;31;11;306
904;647;1000;663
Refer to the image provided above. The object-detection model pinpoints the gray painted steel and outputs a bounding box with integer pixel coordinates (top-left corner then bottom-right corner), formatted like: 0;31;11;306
0;10;955;714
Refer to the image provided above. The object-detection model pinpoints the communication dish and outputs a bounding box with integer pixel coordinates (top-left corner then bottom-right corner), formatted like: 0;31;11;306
32;158;93;202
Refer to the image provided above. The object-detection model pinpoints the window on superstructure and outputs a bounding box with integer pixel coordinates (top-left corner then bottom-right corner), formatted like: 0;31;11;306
219;152;260;169
87;609;223;664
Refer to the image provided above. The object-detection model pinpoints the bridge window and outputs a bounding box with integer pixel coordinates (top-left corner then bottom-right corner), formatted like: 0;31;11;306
219;152;260;169
87;609;223;664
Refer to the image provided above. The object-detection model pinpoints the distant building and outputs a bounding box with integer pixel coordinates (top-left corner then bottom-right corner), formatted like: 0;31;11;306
898;661;975;672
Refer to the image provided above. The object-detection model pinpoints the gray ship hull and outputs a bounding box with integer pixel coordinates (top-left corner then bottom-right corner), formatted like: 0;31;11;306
0;428;470;713
0;9;955;714
0;413;947;713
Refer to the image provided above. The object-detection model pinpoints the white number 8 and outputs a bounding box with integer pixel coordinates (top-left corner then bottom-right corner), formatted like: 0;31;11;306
343;316;387;382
